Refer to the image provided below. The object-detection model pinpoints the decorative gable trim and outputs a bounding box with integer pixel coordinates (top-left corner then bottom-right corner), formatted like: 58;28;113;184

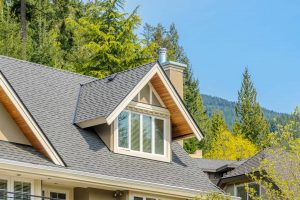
106;63;203;140
0;71;65;166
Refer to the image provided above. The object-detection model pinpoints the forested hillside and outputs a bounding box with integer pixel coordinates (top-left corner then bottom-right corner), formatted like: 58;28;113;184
202;94;289;129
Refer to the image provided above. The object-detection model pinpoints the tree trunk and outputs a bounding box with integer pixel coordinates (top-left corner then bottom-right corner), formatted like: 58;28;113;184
21;0;26;59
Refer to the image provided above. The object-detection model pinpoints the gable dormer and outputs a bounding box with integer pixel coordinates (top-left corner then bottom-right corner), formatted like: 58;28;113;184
74;50;203;162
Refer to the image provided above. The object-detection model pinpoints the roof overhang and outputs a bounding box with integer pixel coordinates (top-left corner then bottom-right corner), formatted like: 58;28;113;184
0;158;206;198
76;63;203;141
0;71;65;166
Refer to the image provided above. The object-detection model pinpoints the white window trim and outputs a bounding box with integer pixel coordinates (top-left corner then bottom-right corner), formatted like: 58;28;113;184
0;174;34;200
234;182;262;200
133;83;166;108
44;188;70;200
130;193;158;200
114;110;171;162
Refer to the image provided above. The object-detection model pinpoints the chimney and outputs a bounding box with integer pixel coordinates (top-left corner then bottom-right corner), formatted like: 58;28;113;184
158;48;187;99
189;150;203;158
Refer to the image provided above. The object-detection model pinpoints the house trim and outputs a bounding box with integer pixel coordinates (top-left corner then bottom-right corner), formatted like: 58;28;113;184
0;71;65;166
105;63;203;141
0;158;207;199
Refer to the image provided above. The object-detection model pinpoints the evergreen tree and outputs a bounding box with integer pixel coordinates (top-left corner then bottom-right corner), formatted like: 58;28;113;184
142;23;210;153
201;110;226;154
233;67;270;146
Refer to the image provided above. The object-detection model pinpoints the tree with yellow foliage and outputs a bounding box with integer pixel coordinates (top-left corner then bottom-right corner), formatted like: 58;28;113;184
205;130;258;161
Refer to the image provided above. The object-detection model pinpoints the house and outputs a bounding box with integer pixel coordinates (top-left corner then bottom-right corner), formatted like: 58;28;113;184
195;157;245;185
0;49;221;200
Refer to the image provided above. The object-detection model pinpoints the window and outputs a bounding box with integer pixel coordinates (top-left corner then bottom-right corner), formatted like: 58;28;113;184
235;183;261;200
117;111;166;156
0;179;7;200
50;192;66;200
13;181;31;200
133;196;157;200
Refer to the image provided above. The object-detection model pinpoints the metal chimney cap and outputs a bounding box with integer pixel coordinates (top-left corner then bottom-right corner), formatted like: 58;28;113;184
158;48;167;64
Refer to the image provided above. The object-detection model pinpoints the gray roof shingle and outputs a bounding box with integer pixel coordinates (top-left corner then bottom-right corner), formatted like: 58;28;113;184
74;62;156;123
196;158;243;172
0;56;218;193
0;140;56;166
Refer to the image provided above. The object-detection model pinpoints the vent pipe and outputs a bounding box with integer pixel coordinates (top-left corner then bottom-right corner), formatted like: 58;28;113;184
158;48;167;64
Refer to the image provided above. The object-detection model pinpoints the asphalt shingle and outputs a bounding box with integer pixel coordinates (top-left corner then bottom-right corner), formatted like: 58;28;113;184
0;56;218;193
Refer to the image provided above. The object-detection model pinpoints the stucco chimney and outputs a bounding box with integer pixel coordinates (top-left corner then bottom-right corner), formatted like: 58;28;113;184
158;48;187;99
189;150;203;158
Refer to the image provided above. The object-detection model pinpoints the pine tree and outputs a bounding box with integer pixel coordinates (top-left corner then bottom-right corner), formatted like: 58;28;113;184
142;23;210;153
233;67;270;146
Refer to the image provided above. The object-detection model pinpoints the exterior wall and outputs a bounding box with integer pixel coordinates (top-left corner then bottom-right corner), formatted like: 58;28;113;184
0;102;31;145
129;191;183;200
94;124;114;151
42;184;74;200
224;184;235;196
164;68;184;99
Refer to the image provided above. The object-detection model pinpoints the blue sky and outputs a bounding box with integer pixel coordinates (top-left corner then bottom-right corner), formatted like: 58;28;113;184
125;0;300;113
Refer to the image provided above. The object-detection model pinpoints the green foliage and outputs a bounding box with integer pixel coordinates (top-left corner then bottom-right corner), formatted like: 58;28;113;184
246;109;300;199
200;110;226;154
202;94;288;131
205;130;258;160
233;68;270;147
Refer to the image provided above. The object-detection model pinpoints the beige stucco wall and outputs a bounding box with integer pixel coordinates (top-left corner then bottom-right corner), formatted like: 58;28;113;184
164;68;184;99
74;188;128;200
43;184;74;200
0;102;31;145
94;124;114;151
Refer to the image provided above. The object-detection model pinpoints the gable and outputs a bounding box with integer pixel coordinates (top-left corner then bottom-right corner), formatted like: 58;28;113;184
0;71;65;166
0;102;31;145
75;62;203;141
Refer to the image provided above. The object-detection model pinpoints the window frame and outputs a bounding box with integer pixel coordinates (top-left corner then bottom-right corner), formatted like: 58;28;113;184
114;109;171;162
45;188;70;200
234;182;262;200
0;174;34;200
130;194;159;200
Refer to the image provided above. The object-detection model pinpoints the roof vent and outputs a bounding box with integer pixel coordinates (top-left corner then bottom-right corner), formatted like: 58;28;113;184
158;48;167;64
107;74;117;82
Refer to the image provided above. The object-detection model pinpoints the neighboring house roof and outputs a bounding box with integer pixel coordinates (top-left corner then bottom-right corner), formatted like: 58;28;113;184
74;62;156;124
196;158;245;173
222;151;267;178
0;56;218;193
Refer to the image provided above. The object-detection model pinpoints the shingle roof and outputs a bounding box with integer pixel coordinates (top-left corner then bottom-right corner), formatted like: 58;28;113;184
223;150;267;178
0;140;55;166
196;158;245;172
74;62;156;123
0;56;218;193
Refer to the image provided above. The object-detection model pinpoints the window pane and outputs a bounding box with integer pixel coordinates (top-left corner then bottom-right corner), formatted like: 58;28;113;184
50;192;66;200
143;115;152;153
152;92;162;107
118;111;129;148
236;186;247;200
0;180;7;200
155;119;164;155
140;84;150;104
14;181;31;200
131;113;140;151
134;197;143;200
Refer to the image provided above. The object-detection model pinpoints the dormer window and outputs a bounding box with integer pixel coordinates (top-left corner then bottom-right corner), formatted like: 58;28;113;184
113;83;171;162
116;110;168;159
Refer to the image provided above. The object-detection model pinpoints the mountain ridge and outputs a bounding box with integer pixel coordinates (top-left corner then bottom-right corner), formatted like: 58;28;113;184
202;94;289;129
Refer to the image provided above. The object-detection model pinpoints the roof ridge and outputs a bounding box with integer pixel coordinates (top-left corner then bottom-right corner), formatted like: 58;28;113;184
81;61;157;86
0;55;95;80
